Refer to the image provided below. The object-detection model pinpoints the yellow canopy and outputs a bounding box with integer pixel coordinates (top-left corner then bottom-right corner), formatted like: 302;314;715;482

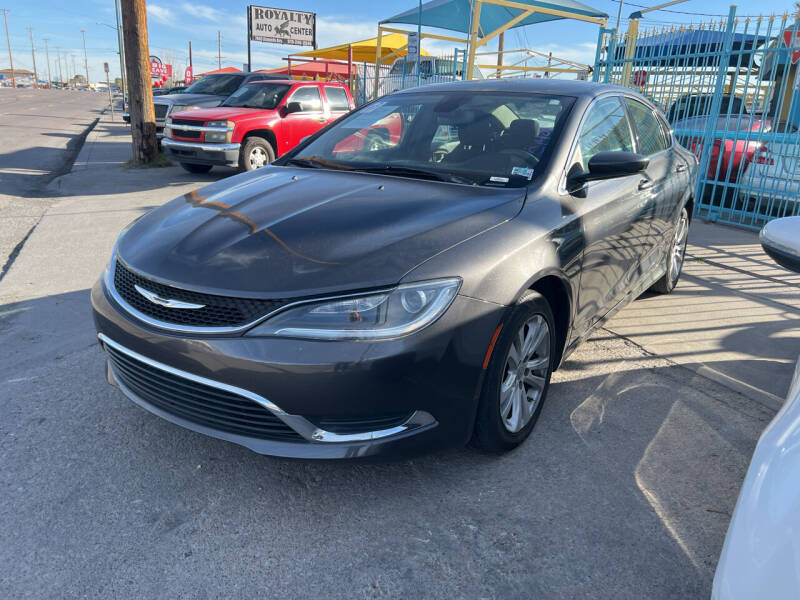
292;33;430;63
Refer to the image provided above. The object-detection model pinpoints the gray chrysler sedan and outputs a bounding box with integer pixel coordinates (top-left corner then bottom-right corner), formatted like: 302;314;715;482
92;80;697;459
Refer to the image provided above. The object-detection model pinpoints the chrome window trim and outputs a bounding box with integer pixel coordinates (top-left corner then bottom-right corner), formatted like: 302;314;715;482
99;333;435;443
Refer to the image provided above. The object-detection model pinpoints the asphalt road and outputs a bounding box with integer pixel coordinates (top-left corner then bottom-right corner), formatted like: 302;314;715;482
0;88;107;275
0;105;785;599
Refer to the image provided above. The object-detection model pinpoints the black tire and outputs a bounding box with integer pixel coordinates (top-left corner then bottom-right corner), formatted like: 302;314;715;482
239;136;276;171
651;206;690;294
180;163;213;174
473;291;556;453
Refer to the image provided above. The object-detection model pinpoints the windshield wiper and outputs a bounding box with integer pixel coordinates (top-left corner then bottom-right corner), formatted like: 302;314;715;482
353;165;473;185
285;157;350;170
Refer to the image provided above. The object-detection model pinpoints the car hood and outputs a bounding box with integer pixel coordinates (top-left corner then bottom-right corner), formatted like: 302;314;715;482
170;106;271;121
153;93;225;107
118;167;525;298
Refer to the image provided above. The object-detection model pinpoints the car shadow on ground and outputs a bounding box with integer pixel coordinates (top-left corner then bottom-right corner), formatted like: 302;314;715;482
0;288;773;598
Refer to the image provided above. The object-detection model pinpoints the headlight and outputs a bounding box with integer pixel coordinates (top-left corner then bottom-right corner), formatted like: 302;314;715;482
170;105;199;113
246;278;461;340
207;120;232;128
204;131;229;143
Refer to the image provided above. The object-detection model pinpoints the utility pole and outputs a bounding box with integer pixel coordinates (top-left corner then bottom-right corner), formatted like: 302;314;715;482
2;9;15;87
81;29;89;86
72;55;77;84
113;0;127;110
43;38;51;87
56;46;62;85
120;0;158;162
28;27;38;88
188;39;192;73
217;31;221;69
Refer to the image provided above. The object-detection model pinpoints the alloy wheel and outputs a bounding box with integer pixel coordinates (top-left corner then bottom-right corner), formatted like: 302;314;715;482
249;146;268;169
499;315;551;433
670;211;689;284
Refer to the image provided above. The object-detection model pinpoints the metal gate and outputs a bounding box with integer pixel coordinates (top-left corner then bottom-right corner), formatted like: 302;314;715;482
594;6;800;229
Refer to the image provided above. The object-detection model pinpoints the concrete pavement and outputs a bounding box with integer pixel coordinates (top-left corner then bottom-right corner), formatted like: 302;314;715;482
0;110;797;598
0;88;108;277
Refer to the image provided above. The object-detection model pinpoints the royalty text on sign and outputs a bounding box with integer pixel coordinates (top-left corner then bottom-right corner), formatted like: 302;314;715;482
249;5;315;47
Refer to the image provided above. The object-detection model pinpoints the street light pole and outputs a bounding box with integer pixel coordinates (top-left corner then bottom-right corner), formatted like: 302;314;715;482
28;27;38;88
55;46;62;85
81;29;90;86
43;38;51;87
2;9;15;87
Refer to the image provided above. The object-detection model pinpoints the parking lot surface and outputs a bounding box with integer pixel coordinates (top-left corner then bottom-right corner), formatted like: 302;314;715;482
1;98;798;599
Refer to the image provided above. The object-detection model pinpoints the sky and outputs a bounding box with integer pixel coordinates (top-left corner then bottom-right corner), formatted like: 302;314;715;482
0;0;798;84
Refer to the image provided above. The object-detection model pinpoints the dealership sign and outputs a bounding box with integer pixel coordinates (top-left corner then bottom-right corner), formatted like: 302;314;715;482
149;58;172;79
248;5;315;47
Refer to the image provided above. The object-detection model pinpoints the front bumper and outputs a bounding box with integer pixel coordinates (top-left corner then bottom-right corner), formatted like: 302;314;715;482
91;277;503;458
162;138;241;167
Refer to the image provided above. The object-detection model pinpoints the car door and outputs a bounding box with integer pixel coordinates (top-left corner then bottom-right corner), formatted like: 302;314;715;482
281;85;327;152
322;85;352;126
623;97;676;272
568;95;653;336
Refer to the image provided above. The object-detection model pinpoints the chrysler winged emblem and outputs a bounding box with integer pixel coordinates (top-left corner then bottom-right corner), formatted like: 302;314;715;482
134;284;205;310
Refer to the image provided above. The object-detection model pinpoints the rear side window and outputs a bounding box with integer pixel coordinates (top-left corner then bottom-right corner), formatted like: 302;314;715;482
325;87;350;111
575;96;634;170
625;98;668;156
288;86;322;112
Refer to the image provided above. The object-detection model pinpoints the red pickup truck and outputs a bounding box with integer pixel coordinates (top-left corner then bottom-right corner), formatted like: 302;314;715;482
162;80;354;173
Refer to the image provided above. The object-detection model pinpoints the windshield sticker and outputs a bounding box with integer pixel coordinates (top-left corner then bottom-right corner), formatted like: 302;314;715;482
490;176;509;183
511;167;534;180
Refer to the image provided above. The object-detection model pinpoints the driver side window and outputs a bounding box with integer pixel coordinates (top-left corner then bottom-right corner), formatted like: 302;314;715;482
575;96;634;171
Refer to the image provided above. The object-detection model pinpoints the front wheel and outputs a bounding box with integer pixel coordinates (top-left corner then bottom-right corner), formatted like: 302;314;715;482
651;206;690;294
239;136;276;171
473;291;556;453
180;163;213;174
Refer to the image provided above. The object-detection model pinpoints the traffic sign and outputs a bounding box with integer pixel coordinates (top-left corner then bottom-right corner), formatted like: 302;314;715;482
103;62;109;73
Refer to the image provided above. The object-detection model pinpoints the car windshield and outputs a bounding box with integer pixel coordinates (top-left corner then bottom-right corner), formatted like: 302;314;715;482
184;74;246;96
222;83;292;109
285;91;574;187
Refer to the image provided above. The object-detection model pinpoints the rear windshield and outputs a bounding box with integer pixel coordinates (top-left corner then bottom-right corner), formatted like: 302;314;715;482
184;74;246;96
222;83;292;109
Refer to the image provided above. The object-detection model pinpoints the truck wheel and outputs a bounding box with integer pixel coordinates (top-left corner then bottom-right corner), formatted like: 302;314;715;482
240;136;275;171
180;163;213;174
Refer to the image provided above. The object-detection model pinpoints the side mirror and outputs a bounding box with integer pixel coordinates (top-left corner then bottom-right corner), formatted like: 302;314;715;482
285;101;303;114
568;151;649;188
760;216;800;273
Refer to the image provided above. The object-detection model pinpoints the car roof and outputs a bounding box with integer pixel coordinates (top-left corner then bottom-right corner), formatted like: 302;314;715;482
393;79;630;98
248;79;347;87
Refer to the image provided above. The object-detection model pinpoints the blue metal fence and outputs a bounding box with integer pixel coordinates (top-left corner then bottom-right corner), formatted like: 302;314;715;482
594;6;800;229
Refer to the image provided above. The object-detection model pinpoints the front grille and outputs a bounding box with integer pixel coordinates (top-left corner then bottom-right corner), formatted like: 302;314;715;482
106;343;303;441
113;261;288;328
154;104;169;119
173;130;202;139
171;118;202;126
311;413;413;435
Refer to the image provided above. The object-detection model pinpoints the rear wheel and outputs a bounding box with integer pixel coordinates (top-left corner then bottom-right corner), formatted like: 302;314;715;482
473;291;555;453
180;163;213;174
651;206;690;294
240;136;275;171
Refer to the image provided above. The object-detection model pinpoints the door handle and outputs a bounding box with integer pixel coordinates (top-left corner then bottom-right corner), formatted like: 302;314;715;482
675;164;687;173
638;178;654;190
